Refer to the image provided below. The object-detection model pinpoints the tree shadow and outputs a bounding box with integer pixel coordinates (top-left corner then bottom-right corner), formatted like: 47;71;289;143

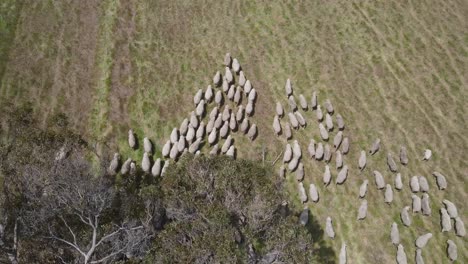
304;213;336;264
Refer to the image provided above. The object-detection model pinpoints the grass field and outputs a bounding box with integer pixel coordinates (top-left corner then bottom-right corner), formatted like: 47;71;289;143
1;0;467;262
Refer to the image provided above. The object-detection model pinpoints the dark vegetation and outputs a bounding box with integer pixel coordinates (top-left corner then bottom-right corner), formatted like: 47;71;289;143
0;105;333;263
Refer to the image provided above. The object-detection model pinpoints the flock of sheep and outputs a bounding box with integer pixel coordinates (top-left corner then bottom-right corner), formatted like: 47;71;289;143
273;79;464;263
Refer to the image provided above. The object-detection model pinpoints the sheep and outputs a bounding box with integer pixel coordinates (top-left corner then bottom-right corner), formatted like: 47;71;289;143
316;105;324;121
440;208;452;232
288;96;297;112
315;143;324;160
410;176;420;193
339;243;347;264
323;165;331;186
285;78;293;96
415;249;424;264
130;162;137;176
185;125;195;144
298;182;308;203
325;217;335;239
227;85;235;100
446;240;457;261
421;193;431;216
385;184;394;204
209;106;219;120
121;158;132;175
222;77;229;92
283;144;293;163
373;170;385;189
296;162;304;181
288;158;299;172
169;143;179;160
369;138;380;155
443;199;458;218
319;123;329;140
324;99;334;114
224;53;232;67
415;233;432;249
278;166;285;178
229;113;237;131
214;113;223;129
209;144;219;155
455;217;465;237
221;135;233;154
412;194;421;213
325;113;333;131
284;123;292;139
395;173;403;191
292;140;302;159
432;171;447;190
342;137;350;154
222;106;231;121
208;127;218;145
162;140;171;158
336;165;348;184
308;139;315;158
336;150;343;169
142;152;151;173
220;121;229;138
324;144;332;163
196;121;205;139
128;129;136;149
151;158;162;177
276;102;284;117
333;131;343;150
418;176;429;192
391;222;400;245
299;207;309;226
190;111;200;129
234;86;242;105
295;111;306;127
306;183;318;202
247;124;257;141
177;136;186;152
108;153;120;175
244;80;252;94
357;199;368;220
238;71;246;87
232;58;241;73
194;89;203;105
143;137;153;154
213;71;221;87
205;85;214;102
215;90;224;106
188;138;202;154
170;128;179;144
336;114;345;130
359;180;369;198
422;149;432;161
288;112;299;129
273;115;282;135
311;91;317;109
161;160;169;176
299;94;308;110
396;244;408;264
225;67;234;84
236;105;245;122
401;206;411;227
226;145;235;158
387;153;398;172
240;118;250;134
248;88;256;102
246;101;254;116
358;151;367;171
400;146;408;165
180;118;189;135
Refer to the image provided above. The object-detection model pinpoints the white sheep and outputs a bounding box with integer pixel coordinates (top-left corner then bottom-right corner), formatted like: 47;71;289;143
236;105;245;121
246;101;254;116
410;176;420;193
177;136;186;152
316;105;323;121
225;67;233;84
206;119;215;134
196;121;205;139
215;90;224;106
221;135;233;154
205;85;214;102
296;162;304;181
299;94;308;110
189;138;202;154
108;153;120;175
359;180;368;198
415;249;424;264
319;123;329;140
292;140;302;159
214;113;223;129
283;123;292;139
142;152;151;173
440;208;452;232
210;106;219;120
169;143;179;160
454;217;465;237
121;158;132;175
283;144;292;163
325;113;333;131
325;217;335;239
391;222;400;245
222;77;229;92
385;184;393;204
387;153;398;172
180;118;189;135
247;124;257;141
288;112;299;129
244;80;252;94
220;121;230;138
224;53;232;67
143;137;153;154
222;105;231;121
400;146;408;165
336;165;348;185
342;137;350;154
323;165;331;186
333;131;343;149
339;243;347;264
336;150;343;169
418;176;429;192
298;182;307;203
324;144;332;163
369;138;380;155
232;58;241;73
412;194;421;213
234;86;242;105
311;91;317;109
446;240;457;261
128;129;136;149
130;162;137;176
194;89;203;105
358;150;367;171
190;111;199;129
373;170;385;190
396;244;407;264
276;102;284;117
432;171;447;190
443;199;458;218
238;71;246;87
421;193;431;216
240;118;250;134
315;143;324;160
151;158;162;177
170;128;179;144
295;111;307;127
273;115;282;135
336;114;345;130
208;127;218;145
226;145;236;158
162;140;171;158
395;173;403;191
278;166;285;178
422;149;432;161
227;85;235;100
186;125;195;143
357;199;368;220
209;144;219;155
248;88;256;102
161;160;169;176
288;95;297;112
285;78;293;96
213;71;221;87
415;233;432;249
309;183;319;202
288;158;299;172
324;99;334;114
401;206;411;227
229;113;237;131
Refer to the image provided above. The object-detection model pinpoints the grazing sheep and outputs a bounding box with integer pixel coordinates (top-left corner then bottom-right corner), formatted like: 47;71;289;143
358;151;367;171
210;106;219;120
215;113;223;129
279;166;285;178
292;140;302;159
162;140;171;158
236;105;245;121
357;199;368;220
396;244;408;264
288;158;299;172
324;144;332;163
222;77;229;92
296;163;305;181
215;90;224;106
432;171;447;190
224;53;232;67
298;182;308;203
288;95;297;112
208;127;218;145
369;138;380;155
276;102;284;117
169;143;179;160
283;144;293;163
239;71;246;87
385;184;394;204
284;123;292;139
319;123;329;140
401;206;412;227
342;137;350;154
336;114;345;130
315;143;324;160
316;105;324;121
161;160;169;176
209;144;219;155
213;71;221;87
206;119;215;134
299;94;308;110
225;67;234;84
248;88;257;102
373;170;385;189
324;99;334;114
240;118;250;134
142;152;151;173
285;79;293;96
121;158;132;175
273;115;282;135
234;86;242;105
232;58;241;73
221;135;233;154
247;124;257;141
170;128;179;144
226;145;236;158
387;153;398;172
395;173;403;191
186;125;196;143
130;162;137;176
323;165;331;186
299;207;309;226
336;165;349;185
359;180;369;198
180;118;189;135
440;208;452;232
244;80;252;94
308;183;318;202
190;111;200;129
418;176;429;192
421;193;431;216
422;149;432;161
391;222;400;245
400;146;408;165
446;240;457;261
410;176;420;193
295;111;307;127
222;106;231;121
412;194;422;213
325;113;333;131
415;249;424;264
205;85;214;102
229;113;237;130
308;139;315;158
288;112;299;129
336;150;343;169
194;89;203;105
143;137;152;154
311;91;317;109
108;153;120;175
196;121;205;139
220;121;229;138
177;136;186;152
415;233;432;249
151;158;162;177
333;131;343;150
188;138;202;154
339;243;347;264
227;85;235;100
443;199;458;218
325;217;335;239
455;217;466;237
246;101;254;116
128;129;136;149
